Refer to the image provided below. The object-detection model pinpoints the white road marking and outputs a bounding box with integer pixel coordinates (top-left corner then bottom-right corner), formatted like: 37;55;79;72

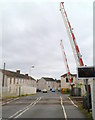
15;97;41;118
68;97;78;108
60;96;67;120
15;108;30;118
9;110;22;118
9;97;41;118
2;97;20;105
9;98;38;118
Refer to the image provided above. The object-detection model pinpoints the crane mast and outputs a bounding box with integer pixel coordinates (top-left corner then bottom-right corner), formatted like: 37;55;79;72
60;2;84;67
60;40;72;84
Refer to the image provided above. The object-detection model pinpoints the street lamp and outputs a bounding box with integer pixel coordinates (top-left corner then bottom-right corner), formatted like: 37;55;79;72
29;65;35;76
31;65;35;68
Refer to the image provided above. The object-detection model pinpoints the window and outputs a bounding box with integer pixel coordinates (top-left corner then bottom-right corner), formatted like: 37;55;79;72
14;78;15;84
66;78;68;82
10;78;12;84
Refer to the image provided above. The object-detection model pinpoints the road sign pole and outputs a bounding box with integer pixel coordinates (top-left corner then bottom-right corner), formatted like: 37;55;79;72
86;79;90;112
93;79;95;120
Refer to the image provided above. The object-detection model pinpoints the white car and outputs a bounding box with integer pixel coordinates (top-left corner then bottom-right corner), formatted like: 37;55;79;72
58;87;61;92
42;89;47;93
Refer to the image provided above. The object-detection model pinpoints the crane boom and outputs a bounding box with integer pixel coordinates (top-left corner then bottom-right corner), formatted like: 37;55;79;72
60;40;72;83
60;2;84;67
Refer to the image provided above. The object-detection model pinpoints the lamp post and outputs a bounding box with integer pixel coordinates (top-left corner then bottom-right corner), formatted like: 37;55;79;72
29;65;35;76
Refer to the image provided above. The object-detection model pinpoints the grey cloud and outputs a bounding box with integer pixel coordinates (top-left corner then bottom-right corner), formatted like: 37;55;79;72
2;1;93;79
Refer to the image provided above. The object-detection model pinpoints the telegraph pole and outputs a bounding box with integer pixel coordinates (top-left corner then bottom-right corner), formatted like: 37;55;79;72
2;63;5;87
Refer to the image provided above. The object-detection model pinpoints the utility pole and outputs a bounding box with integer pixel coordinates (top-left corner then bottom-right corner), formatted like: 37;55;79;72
2;63;5;87
86;79;90;112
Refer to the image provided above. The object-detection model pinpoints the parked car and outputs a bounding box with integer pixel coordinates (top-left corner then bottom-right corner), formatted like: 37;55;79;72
36;89;41;92
50;88;52;91
58;88;61;92
52;88;55;92
42;89;47;93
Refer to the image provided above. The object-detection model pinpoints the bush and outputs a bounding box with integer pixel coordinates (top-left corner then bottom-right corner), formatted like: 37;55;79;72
61;88;70;94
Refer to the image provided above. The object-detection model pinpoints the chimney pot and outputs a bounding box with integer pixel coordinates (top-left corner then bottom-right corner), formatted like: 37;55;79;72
25;74;28;76
16;70;20;74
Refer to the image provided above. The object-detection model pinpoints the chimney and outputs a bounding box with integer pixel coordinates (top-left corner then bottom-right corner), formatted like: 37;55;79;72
25;74;28;76
16;70;20;74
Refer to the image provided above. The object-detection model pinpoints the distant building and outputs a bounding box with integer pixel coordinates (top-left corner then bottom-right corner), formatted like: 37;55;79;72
0;69;36;98
56;80;61;90
37;77;56;91
61;73;78;89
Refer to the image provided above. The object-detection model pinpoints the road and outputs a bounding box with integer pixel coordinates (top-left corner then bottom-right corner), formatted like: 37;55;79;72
2;91;89;119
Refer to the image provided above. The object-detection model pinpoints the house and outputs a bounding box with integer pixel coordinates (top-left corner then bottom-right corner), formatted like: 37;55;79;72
61;73;78;89
61;73;91;96
56;80;61;90
0;69;37;98
37;77;56;91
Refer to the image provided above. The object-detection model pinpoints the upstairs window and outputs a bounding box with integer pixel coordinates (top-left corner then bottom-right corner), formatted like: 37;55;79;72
66;78;69;83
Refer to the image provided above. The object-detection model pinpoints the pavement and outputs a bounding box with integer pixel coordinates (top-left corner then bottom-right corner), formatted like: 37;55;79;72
2;91;91;119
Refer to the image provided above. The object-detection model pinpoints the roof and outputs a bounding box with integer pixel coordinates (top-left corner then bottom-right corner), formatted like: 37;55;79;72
61;73;77;77
56;80;61;83
42;77;55;82
0;69;36;80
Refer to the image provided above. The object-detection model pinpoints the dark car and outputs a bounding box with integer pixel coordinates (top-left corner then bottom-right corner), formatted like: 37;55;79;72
36;89;41;92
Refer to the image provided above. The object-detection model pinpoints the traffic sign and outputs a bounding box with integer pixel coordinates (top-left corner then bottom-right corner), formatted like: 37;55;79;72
77;66;95;79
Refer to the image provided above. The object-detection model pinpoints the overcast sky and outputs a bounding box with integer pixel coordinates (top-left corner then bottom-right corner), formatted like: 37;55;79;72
1;0;93;79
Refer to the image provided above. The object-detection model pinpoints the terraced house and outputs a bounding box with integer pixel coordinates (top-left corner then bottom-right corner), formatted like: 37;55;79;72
37;77;56;91
0;69;36;98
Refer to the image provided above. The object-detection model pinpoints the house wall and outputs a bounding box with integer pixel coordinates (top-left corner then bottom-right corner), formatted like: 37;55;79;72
0;71;2;99
47;81;56;90
31;80;36;87
37;78;56;91
61;75;78;89
37;78;48;90
61;76;70;89
2;73;36;99
56;82;61;90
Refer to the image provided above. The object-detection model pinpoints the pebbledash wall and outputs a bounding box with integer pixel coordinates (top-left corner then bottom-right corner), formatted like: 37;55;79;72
0;69;36;99
61;73;79;89
61;73;93;97
37;77;60;91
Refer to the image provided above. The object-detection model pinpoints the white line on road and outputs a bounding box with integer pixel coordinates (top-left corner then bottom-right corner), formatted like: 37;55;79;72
2;97;20;105
60;96;67;120
9;97;41;118
68;97;78;108
15;97;41;118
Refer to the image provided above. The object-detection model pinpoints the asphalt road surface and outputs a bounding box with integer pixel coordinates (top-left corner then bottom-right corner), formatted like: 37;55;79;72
2;91;89;119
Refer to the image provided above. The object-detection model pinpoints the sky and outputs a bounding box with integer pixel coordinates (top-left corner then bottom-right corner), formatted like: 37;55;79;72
1;0;94;79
